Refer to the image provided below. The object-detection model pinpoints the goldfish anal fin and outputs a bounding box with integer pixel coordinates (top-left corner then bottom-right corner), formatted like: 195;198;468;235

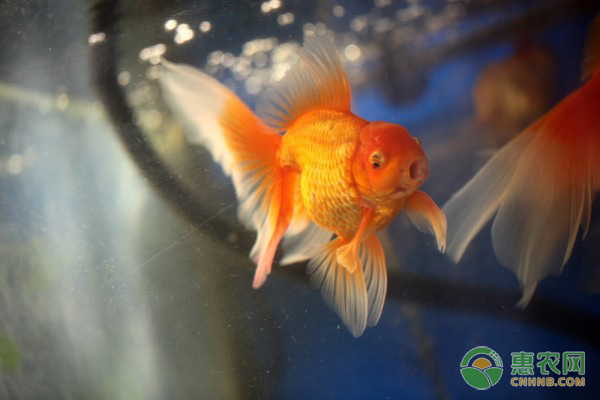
308;238;368;337
257;36;351;131
252;169;295;288
360;235;387;327
160;59;287;284
403;191;447;253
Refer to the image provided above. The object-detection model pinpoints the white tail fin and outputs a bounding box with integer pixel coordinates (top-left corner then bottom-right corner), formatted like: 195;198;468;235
308;235;387;336
159;60;287;283
444;77;600;304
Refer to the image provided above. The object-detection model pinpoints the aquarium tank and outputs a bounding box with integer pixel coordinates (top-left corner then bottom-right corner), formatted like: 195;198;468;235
1;0;600;399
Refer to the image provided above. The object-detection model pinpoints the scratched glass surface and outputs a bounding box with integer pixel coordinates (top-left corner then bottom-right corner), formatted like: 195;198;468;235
1;0;599;399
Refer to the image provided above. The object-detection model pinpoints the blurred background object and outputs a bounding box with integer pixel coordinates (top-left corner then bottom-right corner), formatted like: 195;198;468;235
1;0;599;399
473;39;556;147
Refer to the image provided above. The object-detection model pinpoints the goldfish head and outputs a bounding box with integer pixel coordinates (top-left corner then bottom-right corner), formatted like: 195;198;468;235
352;121;428;201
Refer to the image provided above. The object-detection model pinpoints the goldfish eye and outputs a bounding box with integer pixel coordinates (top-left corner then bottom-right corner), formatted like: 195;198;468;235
369;151;385;169
413;137;422;146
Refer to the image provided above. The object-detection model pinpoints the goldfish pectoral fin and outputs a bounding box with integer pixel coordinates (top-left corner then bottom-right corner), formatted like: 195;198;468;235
308;239;368;337
251;169;296;288
403;191;447;253
361;235;388;327
257;35;351;131
442;132;533;263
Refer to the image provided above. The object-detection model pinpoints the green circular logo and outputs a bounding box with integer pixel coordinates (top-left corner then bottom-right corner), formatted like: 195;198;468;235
460;346;503;390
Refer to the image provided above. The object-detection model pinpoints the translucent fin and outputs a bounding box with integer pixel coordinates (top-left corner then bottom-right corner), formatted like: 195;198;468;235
444;77;600;304
279;222;333;265
308;238;368;337
403;190;447;253
159;60;286;281
159;60;241;172
443;131;534;263
491;124;595;305
257;36;351;131
360;235;387;327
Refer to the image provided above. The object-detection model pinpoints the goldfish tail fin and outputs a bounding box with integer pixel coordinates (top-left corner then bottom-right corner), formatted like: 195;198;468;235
257;35;351;131
583;14;600;81
489;121;596;306
361;235;387;327
278;222;333;265
308;235;387;336
445;81;600;304
159;60;293;287
442;132;533;263
308;238;368;337
403;190;447;253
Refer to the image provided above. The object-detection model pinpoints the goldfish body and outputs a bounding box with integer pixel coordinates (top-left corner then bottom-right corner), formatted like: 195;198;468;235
160;37;446;336
444;17;600;305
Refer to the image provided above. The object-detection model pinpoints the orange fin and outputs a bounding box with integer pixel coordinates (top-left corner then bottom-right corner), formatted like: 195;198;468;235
308;238;368;337
336;207;375;273
583;14;600;81
160;60;289;286
403;191;447;253
257;36;351;131
252;169;295;288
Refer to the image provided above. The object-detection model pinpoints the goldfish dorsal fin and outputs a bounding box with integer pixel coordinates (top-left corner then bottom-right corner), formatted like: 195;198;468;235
257;36;351;130
583;14;600;81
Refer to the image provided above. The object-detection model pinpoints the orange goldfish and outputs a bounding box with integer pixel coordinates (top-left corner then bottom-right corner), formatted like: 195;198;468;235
159;36;446;336
444;17;600;305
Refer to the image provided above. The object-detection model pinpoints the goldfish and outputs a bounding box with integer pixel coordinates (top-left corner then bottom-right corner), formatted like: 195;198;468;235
159;36;446;336
473;39;556;147
443;17;600;305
